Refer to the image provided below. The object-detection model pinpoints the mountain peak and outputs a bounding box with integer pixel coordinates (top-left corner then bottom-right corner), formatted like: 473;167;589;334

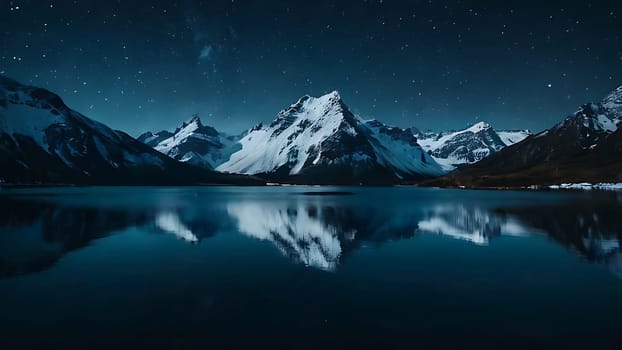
288;91;342;110
182;115;203;127
416;121;510;171
272;91;350;130
315;90;342;106
218;89;444;181
324;90;340;99
0;75;203;185
142;114;233;169
467;121;491;132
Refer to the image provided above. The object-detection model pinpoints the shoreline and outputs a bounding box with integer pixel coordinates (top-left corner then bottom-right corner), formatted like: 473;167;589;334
2;182;621;192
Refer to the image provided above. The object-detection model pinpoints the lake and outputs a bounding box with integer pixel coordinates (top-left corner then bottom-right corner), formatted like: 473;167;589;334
1;187;621;349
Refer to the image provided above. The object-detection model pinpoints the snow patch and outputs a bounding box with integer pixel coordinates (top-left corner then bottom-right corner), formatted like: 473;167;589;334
549;183;622;191
497;130;531;146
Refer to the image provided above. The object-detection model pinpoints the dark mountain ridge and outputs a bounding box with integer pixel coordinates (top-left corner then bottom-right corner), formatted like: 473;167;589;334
0;76;263;186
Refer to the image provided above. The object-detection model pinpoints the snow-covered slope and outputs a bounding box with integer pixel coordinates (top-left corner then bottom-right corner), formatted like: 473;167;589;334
217;91;444;184
0;76;260;185
363;120;446;178
559;85;621;139
0;76;166;183
415;122;529;171
425;84;622;188
497;130;531;146
139;115;240;169
552;102;619;149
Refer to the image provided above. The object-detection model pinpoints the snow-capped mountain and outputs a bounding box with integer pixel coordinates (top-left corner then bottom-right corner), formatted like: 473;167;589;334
0;76;260;185
559;103;619;141
426;85;622;188
414;122;531;170
217;91;444;184
137;93;536;182
138;115;240;169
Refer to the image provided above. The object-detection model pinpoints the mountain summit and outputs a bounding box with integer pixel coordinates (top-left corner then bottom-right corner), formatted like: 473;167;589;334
426;85;622;187
139;115;240;169
414;121;531;170
0;76;260;185
217;91;444;184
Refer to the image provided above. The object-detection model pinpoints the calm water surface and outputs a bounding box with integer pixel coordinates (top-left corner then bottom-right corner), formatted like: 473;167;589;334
1;187;621;349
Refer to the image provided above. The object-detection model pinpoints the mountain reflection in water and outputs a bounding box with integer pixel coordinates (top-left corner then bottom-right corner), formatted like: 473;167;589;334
0;188;620;279
227;201;416;271
417;205;531;245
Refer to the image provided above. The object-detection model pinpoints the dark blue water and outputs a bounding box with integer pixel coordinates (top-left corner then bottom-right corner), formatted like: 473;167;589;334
1;187;621;349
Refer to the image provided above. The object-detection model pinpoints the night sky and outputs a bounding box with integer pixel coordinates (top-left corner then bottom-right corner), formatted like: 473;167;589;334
1;0;621;136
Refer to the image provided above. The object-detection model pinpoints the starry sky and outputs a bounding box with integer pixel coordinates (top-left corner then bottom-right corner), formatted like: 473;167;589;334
1;0;621;136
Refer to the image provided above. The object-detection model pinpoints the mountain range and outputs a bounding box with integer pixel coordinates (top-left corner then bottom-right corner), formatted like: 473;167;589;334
141;91;527;184
426;86;622;188
413;122;530;170
138;115;240;170
1;74;620;187
0;76;261;185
